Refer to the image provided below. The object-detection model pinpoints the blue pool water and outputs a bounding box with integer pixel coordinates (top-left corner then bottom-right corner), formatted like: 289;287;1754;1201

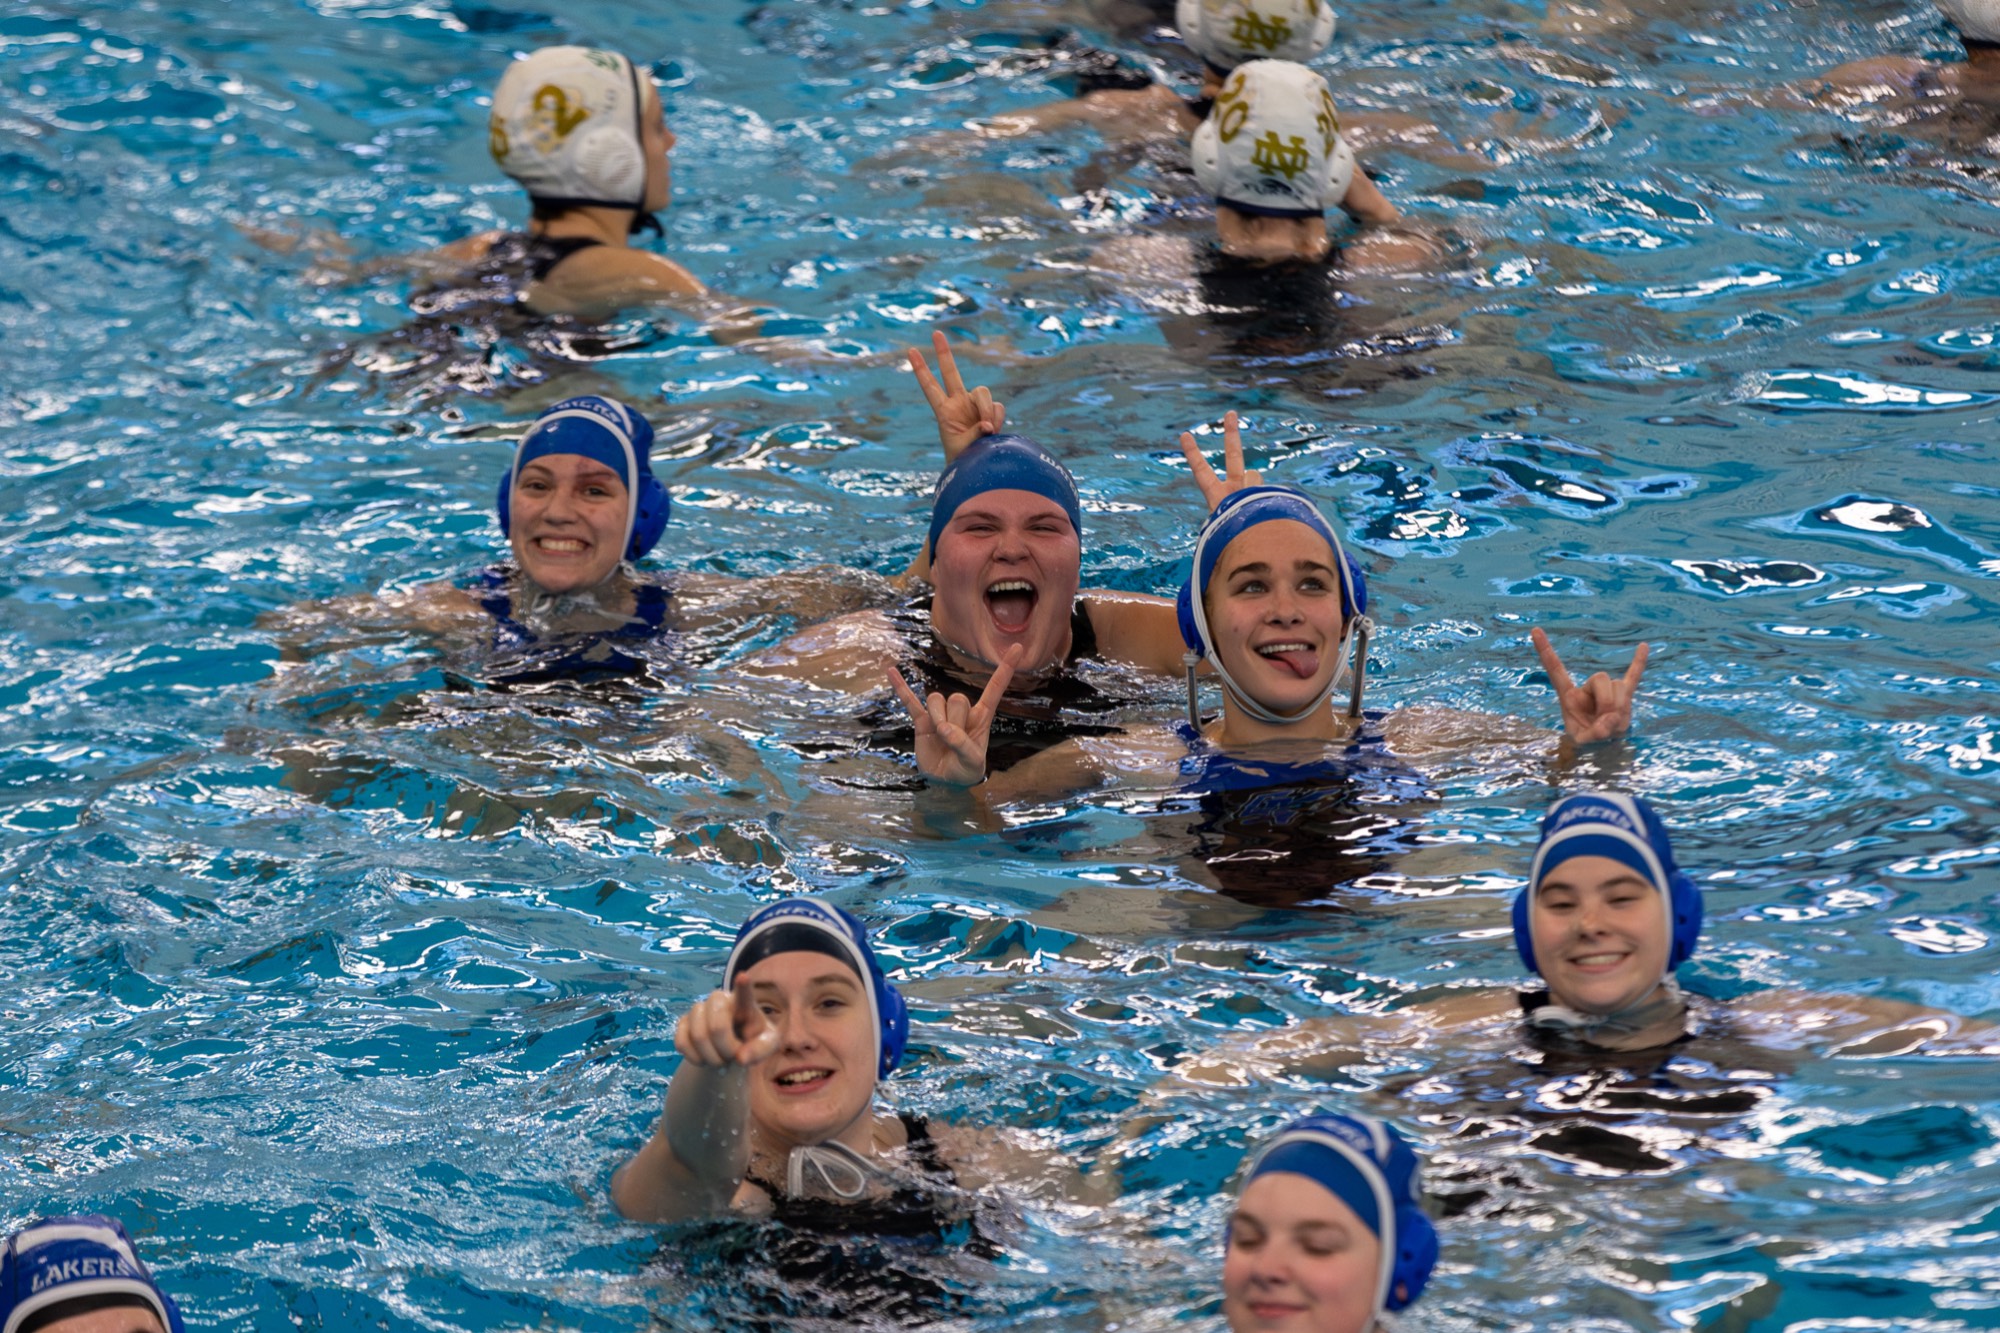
3;0;1999;1327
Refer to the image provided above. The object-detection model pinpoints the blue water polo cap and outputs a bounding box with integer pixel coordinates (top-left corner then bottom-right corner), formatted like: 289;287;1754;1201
1175;485;1369;725
2;1216;186;1333
926;433;1083;561
496;395;671;562
1242;1114;1437;1317
724;897;910;1078
1512;791;1704;976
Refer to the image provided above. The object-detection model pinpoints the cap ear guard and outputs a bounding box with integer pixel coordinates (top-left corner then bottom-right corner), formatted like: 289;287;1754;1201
1387;1195;1439;1312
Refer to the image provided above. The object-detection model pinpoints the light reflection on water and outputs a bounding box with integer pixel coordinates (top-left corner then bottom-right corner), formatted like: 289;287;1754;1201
3;0;1999;1328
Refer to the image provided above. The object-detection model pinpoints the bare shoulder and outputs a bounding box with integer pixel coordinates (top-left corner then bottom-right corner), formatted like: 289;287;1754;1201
436;229;507;263
1080;590;1183;676
743;608;904;692
526;248;709;317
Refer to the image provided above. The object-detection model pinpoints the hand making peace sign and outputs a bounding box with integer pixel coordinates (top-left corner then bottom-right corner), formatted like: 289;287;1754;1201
883;644;1024;786
1178;410;1265;512
908;330;1006;462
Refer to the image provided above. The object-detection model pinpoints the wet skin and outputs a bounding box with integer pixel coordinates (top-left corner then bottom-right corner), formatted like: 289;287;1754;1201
927;488;1083;676
1530;853;1673;1017
508;453;629;595
1224;1172;1384;1333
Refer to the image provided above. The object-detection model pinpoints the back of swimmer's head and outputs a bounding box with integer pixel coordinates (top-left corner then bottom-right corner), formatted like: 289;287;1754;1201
489;46;655;214
1193;60;1356;222
1511;791;1704;980
1938;0;2000;46
1178;0;1337;73
724;896;909;1079
2;1215;186;1333
1226;1112;1436;1333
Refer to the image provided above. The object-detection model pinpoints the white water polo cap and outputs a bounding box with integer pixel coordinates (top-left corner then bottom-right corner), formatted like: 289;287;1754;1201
1177;0;1337;71
1938;0;2000;44
1192;59;1355;217
489;46;650;210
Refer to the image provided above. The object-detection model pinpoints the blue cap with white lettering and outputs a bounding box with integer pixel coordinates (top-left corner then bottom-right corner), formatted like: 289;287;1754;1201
2;1216;185;1333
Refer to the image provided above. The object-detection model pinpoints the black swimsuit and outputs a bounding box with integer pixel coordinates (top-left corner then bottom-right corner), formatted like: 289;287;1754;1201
870;596;1134;773
671;1116;997;1326
408;232;606;317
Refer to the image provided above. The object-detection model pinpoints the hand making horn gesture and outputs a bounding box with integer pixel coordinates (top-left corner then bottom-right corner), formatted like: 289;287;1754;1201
1532;628;1650;744
1178;409;1265;512
675;983;783;1071
908;330;1006;462
883;644;1024;786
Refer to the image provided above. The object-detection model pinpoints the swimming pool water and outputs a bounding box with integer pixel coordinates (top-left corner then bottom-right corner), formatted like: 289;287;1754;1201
2;0;1998;1328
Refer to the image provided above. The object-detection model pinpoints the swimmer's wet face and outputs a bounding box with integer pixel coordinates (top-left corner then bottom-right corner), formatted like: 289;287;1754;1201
1224;1173;1383;1333
738;951;879;1153
1530;853;1672;1016
641;85;673;215
509;454;630;594
928;488;1083;673
1205;519;1345;719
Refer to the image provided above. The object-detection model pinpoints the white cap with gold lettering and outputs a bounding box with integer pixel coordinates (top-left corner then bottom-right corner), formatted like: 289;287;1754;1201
1177;0;1338;72
488;45;649;211
1191;59;1356;217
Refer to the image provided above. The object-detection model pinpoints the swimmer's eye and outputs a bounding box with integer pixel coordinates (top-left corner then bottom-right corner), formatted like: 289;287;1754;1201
1028;518;1073;536
815;996;850;1013
1299;1232;1349;1257
1296;576;1329;593
1538;893;1578;912
1231;578;1269;595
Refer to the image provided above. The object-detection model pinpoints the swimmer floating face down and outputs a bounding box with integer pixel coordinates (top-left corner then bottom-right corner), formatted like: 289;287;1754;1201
1514;792;1703;1026
925;434;1085;675
496;395;670;596
1224;1115;1436;1333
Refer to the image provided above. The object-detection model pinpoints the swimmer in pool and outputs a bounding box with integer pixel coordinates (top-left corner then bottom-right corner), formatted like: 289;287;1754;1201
749;334;1193;764
1164;791;1998;1088
886;412;1639;798
1745;0;2000;157
419;46;758;334
1223;1115;1437;1333
611;897;1022;1226
265;393;886;682
1;1215;186;1333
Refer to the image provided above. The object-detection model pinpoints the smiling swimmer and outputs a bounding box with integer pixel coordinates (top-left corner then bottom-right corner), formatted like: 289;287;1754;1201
887;413;1643;796
476;393;675;651
612;897;1007;1229
1224;1115;1437;1333
2;1216;186;1333
422;46;758;332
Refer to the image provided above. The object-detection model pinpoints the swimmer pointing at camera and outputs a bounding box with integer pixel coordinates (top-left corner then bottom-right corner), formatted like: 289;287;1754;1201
612;898;1021;1228
428;46;758;333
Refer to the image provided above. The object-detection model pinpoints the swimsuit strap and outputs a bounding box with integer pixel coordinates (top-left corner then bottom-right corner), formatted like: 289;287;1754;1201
1067;600;1098;666
524;233;607;284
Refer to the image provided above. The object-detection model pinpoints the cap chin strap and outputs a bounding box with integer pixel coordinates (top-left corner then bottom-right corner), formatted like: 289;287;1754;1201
1184;615;1373;728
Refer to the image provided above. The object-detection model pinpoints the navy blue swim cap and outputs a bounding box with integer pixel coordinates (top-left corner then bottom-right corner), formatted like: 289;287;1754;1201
1512;791;1704;975
926;434;1083;561
2;1216;186;1333
1241;1114;1437;1316
724;897;910;1079
496;395;671;562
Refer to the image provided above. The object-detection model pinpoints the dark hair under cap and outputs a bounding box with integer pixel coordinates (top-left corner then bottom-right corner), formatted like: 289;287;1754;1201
726;922;861;981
